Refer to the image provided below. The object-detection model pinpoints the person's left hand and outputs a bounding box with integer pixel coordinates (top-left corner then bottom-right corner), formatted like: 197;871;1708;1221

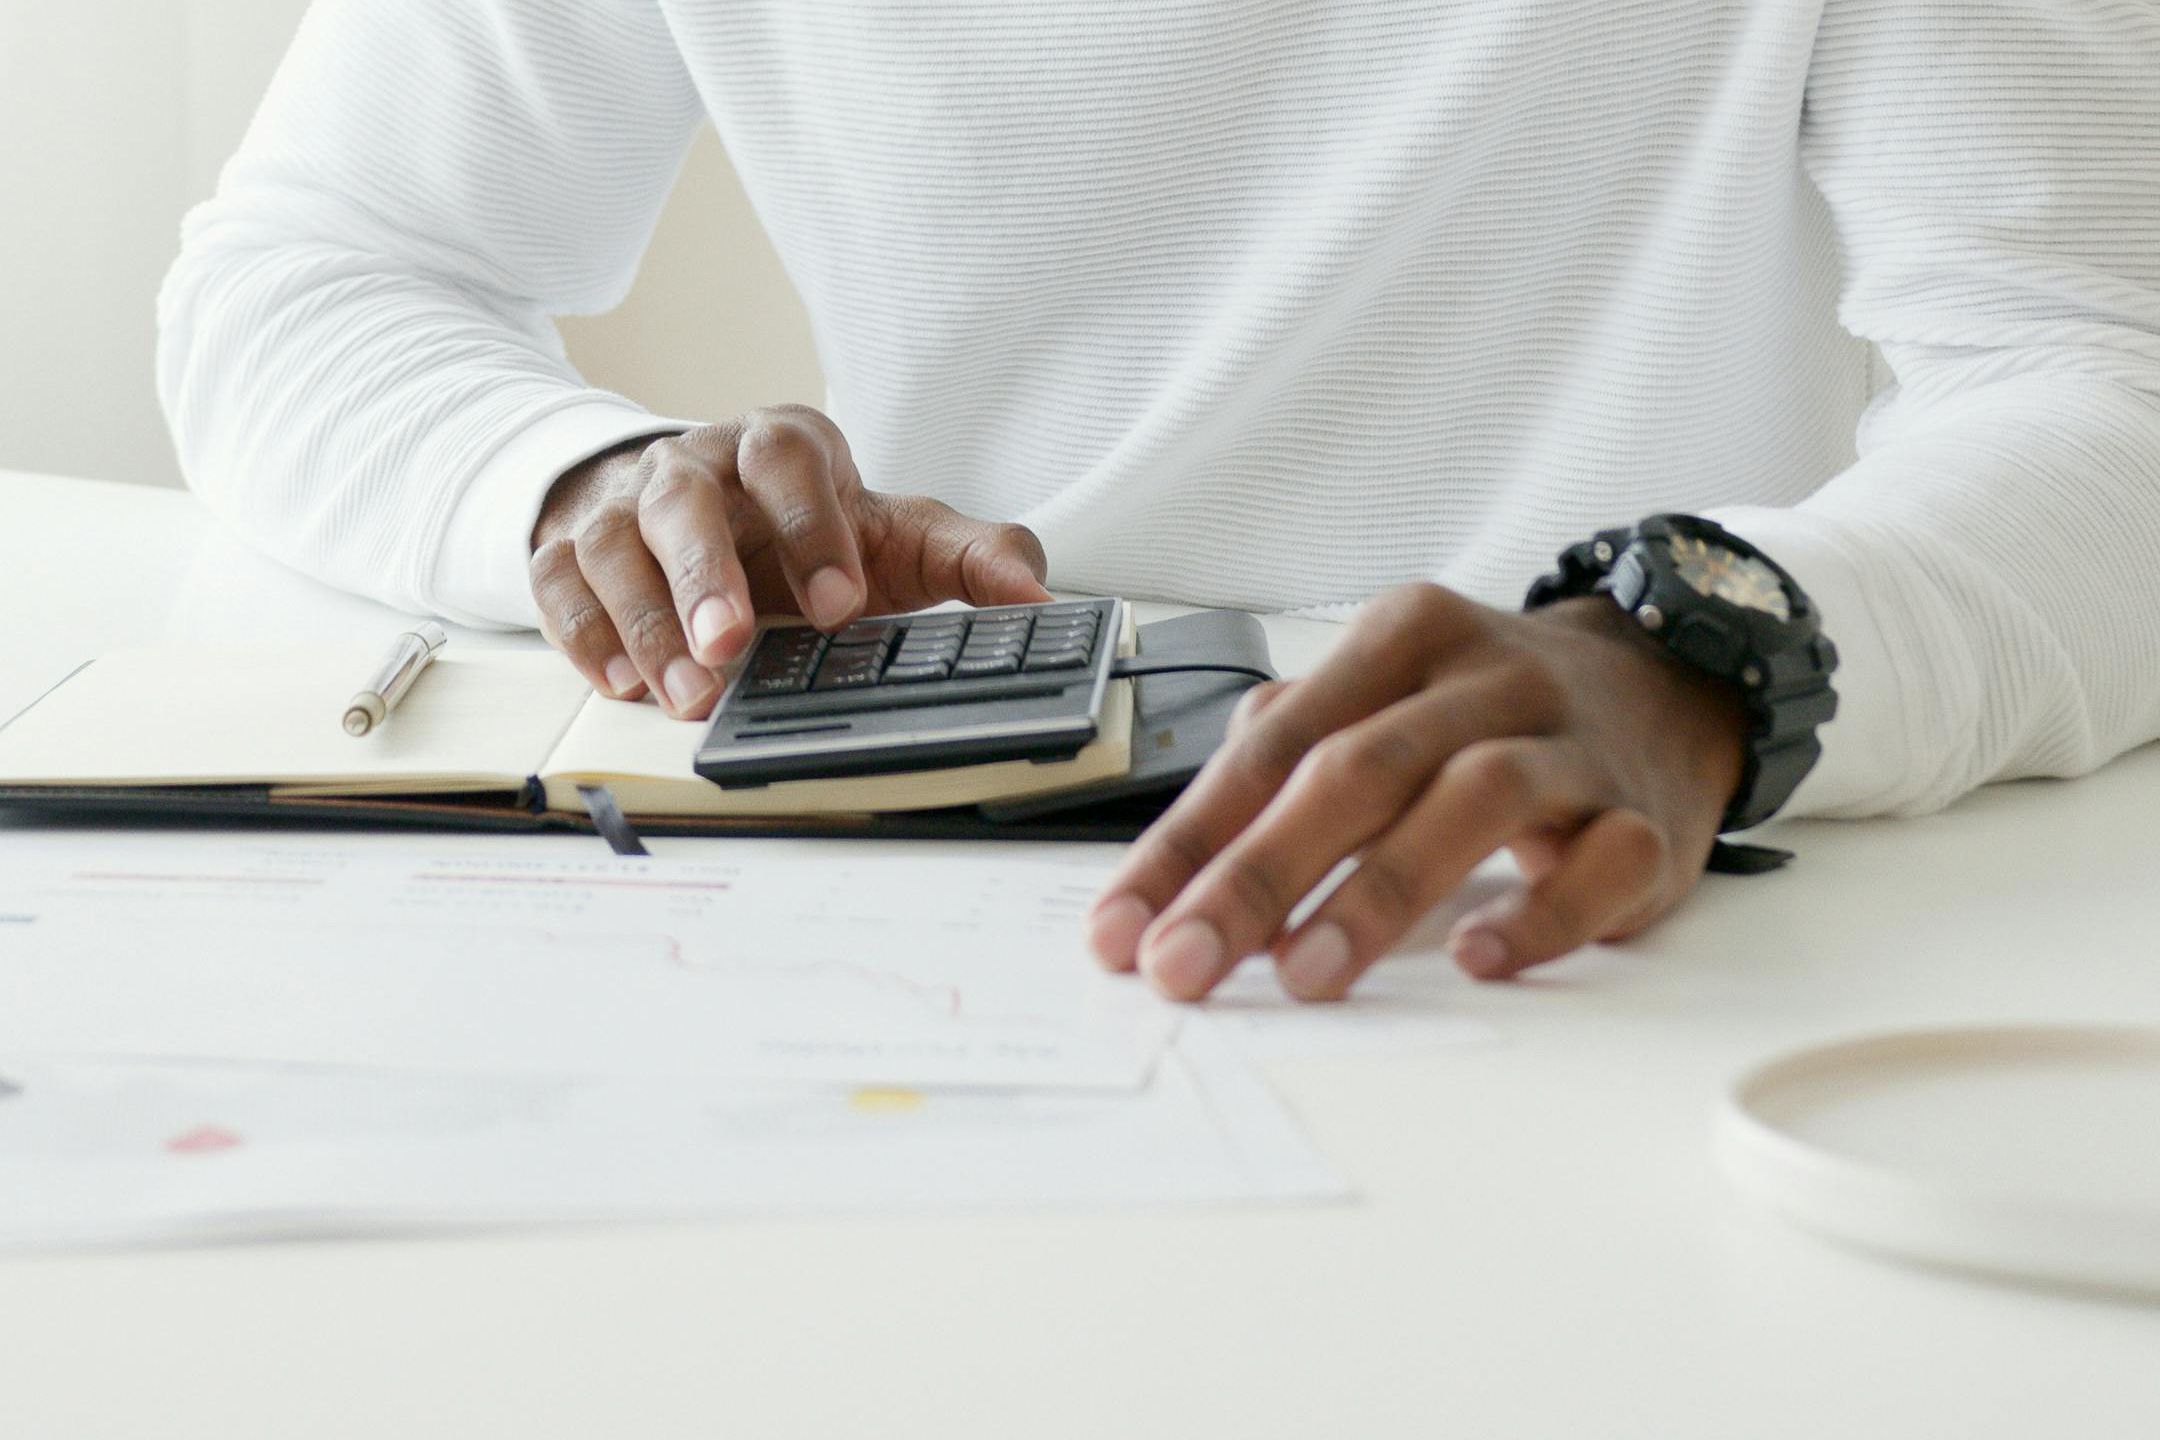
1085;583;1749;1000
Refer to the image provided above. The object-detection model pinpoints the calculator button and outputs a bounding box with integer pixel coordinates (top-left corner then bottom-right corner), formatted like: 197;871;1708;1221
1038;603;1102;618
1030;623;1095;649
823;642;892;673
743;632;826;692
882;660;952;684
953;653;1023;677
1022;648;1090;672
758;633;820;656
835;621;899;647
904;615;967;634
811;663;882;691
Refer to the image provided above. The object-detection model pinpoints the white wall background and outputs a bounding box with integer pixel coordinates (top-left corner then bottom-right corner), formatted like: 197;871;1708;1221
0;0;825;489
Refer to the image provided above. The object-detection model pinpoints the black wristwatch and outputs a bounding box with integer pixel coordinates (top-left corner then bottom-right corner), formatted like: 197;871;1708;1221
1525;514;1839;852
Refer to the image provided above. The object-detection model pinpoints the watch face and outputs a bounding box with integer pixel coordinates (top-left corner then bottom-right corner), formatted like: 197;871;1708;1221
1667;533;1791;620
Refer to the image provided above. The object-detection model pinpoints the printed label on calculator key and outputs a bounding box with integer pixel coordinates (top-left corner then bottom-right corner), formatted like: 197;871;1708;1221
1021;648;1090;672
811;665;882;691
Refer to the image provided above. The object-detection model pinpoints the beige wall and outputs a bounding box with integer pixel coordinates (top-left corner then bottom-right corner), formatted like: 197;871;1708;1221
0;0;823;489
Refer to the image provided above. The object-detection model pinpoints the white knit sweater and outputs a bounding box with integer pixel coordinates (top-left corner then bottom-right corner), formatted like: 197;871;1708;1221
158;0;2160;820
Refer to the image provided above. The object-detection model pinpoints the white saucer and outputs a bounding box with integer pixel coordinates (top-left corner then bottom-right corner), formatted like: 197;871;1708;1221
1716;1024;2160;1296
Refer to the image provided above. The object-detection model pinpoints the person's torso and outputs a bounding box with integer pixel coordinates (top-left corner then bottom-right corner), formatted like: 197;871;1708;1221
662;0;1868;609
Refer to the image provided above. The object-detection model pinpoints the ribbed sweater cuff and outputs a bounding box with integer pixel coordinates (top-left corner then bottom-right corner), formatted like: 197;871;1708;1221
432;400;690;630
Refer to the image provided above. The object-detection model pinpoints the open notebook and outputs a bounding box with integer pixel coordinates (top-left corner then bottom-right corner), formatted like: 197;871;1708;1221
0;610;1270;840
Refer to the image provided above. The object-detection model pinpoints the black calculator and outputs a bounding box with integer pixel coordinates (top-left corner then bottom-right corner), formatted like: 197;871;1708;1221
694;598;1125;788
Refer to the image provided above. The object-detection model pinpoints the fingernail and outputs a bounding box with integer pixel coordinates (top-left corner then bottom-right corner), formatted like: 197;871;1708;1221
1141;919;1223;998
1087;894;1155;969
1280;921;1355;999
663;657;713;713
806;567;859;629
603;656;640;698
996;557;1050;599
1451;925;1512;979
689;595;738;658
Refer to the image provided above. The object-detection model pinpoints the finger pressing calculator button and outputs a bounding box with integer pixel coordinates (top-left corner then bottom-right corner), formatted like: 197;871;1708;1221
953;653;1023;677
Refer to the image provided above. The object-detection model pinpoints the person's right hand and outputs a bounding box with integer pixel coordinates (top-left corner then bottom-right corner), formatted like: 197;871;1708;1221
527;405;1052;717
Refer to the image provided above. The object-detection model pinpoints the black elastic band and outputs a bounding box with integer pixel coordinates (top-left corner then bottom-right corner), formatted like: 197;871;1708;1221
576;784;651;857
1109;659;1278;684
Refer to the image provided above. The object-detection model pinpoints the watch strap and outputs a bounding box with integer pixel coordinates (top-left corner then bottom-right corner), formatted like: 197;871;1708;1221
1723;630;1839;832
1521;526;1635;610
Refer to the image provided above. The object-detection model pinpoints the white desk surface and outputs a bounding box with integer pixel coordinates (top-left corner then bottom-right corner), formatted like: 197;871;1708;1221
3;469;2157;1439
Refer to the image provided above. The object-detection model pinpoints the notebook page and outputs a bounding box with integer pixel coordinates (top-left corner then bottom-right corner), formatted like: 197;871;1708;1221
0;646;591;793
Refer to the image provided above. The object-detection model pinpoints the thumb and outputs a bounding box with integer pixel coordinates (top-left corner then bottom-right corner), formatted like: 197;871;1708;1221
879;495;1052;607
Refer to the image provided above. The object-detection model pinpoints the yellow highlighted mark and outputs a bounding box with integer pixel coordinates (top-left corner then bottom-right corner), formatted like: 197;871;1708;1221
849;1087;925;1114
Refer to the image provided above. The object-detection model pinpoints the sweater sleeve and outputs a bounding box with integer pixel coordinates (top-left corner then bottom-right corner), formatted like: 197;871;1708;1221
1706;0;2160;818
156;0;704;629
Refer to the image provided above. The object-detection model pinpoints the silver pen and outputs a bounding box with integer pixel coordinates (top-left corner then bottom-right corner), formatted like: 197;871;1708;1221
342;622;449;736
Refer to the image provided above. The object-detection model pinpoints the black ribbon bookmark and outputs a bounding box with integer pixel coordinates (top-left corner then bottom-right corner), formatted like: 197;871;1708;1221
576;784;651;857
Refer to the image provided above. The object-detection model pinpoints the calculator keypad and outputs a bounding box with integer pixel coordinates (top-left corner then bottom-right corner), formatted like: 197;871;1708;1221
730;601;1110;717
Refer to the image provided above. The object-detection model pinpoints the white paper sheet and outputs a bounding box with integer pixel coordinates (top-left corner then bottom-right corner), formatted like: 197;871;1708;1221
1201;956;1500;1060
0;1017;1345;1250
0;837;1172;1090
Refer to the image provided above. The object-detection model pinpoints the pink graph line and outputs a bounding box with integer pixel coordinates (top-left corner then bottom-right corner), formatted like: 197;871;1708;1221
70;872;328;886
